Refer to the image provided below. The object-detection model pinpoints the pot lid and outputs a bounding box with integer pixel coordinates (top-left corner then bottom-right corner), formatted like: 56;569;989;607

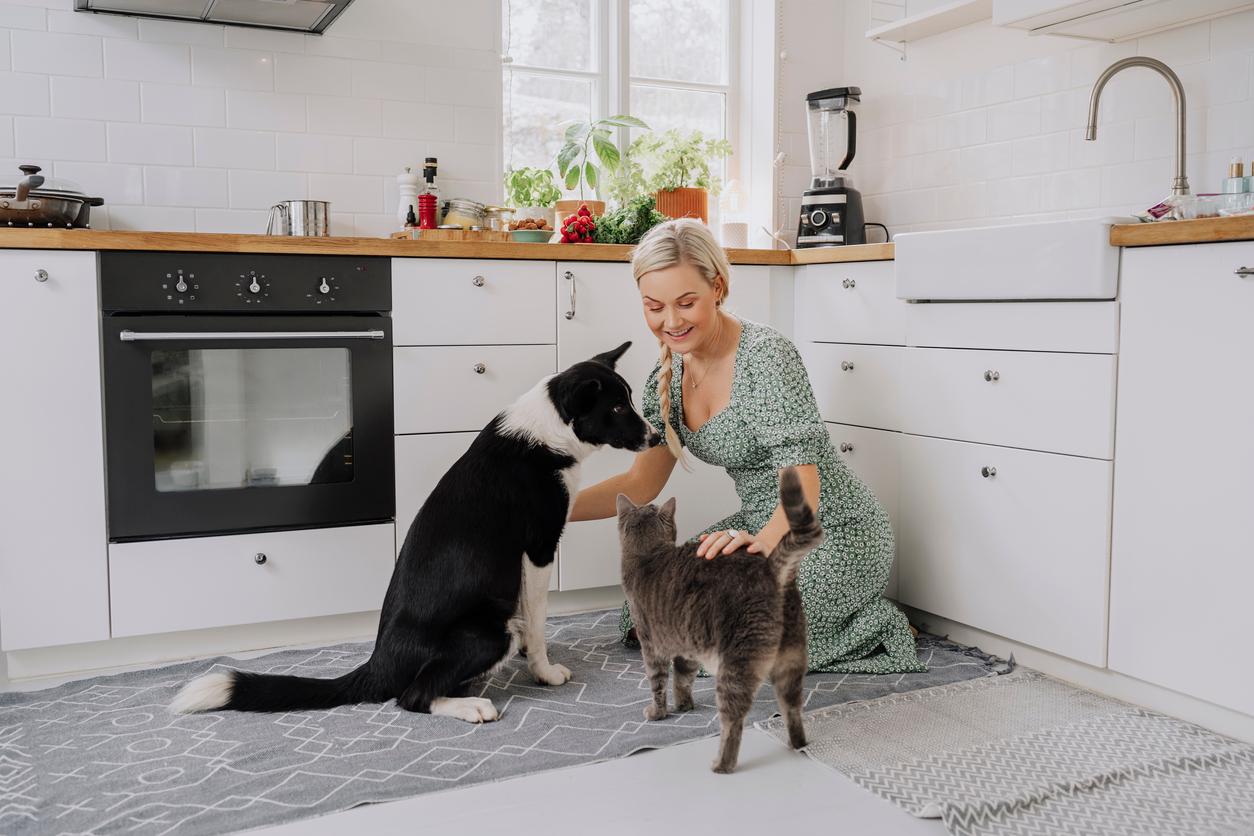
1;164;87;198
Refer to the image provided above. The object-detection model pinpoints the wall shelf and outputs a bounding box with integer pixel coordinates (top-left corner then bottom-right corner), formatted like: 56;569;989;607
866;0;993;43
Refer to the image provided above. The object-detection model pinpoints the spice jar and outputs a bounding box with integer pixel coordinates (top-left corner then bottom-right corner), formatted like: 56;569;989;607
442;199;487;229
483;206;512;232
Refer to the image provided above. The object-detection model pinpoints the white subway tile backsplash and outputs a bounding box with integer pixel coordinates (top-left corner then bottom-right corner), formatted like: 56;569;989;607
13;30;101;76
351;60;423;102
1132;108;1204;161
308;95;380;136
1211;8;1254;55
275;132;353;173
382;100;454;140
194;128;275;169
424;67;498;106
16;115;105;161
305;35;381;61
275;53;351;95
105;39;189;83
986;175;1042;216
0;116;13;159
351;136;422;175
454;105;497;143
0;6;45;31
50;76;139;122
1099;157;1172;207
308;172;383;212
1040;169;1100;212
107;204;195;231
987;98;1041;142
143;166;228;207
910;149;960;188
0;32;10;70
227;90;306;132
1069;119;1135;168
1138;20;1211;67
1039;89;1085;134
192;47;273;91
1205;99;1254;151
228;169;307;209
1014;54;1070;99
959;140;1014;181
107;122;193;165
137;19;223;48
0;71;50;115
47;9;136;38
193;208;269;233
141;83;225;127
54;161;144;204
1011;131;1071;176
224;26;305;54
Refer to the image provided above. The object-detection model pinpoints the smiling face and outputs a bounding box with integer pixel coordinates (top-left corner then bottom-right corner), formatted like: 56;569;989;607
637;261;725;355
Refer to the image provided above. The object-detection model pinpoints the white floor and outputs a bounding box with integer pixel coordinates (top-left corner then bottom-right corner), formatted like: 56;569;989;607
252;729;944;836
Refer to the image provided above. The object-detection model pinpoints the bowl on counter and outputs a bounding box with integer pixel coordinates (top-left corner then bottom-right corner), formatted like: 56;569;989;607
510;229;553;243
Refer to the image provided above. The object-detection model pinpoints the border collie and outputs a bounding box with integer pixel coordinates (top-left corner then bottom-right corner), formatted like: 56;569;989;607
171;342;659;723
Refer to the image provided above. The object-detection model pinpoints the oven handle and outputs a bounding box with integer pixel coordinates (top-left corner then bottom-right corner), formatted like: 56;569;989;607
118;329;387;342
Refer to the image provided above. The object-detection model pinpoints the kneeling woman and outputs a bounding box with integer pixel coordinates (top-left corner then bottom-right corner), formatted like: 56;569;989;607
569;219;923;674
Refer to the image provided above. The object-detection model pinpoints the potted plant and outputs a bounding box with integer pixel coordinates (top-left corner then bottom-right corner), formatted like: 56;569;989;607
631;129;733;223
555;114;648;221
502;166;561;226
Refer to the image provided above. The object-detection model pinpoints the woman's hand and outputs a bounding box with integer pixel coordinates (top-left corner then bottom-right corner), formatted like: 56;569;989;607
696;528;781;559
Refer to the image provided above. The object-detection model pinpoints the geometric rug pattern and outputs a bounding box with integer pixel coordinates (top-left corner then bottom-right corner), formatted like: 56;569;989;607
758;669;1254;836
1;608;1009;835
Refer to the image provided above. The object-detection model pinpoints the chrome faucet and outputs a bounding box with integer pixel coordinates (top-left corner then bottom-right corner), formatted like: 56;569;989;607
1085;57;1189;196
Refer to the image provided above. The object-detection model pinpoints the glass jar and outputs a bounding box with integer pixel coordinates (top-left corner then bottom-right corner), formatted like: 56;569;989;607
483;206;513;232
442;199;486;229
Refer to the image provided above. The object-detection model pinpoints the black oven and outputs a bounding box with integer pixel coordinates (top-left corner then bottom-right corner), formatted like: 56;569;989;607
100;252;394;541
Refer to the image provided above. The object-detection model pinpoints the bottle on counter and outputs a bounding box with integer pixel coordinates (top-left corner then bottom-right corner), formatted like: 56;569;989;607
397;166;421;229
1222;157;1247;194
422;157;442;225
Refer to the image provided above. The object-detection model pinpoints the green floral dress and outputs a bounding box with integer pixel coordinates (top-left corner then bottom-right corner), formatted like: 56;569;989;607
619;318;925;674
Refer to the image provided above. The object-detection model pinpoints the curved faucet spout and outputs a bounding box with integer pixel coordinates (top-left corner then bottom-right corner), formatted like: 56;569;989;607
1086;56;1189;196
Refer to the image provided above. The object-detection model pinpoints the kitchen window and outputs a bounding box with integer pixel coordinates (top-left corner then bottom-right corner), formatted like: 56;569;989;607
502;0;737;187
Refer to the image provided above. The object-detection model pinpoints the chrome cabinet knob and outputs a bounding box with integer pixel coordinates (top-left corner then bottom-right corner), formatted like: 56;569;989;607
984;370;1000;382
841;278;856;289
254;553;267;565
841;361;855;371
839;442;854;453
981;466;997;478
472;275;485;287
473;363;486;374
34;269;48;283
1235;266;1253;277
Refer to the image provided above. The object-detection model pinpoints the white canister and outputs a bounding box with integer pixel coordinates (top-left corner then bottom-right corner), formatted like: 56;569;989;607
397;167;421;227
720;221;748;248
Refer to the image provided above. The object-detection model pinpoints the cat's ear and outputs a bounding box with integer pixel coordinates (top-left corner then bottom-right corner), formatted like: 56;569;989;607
659;496;677;520
616;493;637;517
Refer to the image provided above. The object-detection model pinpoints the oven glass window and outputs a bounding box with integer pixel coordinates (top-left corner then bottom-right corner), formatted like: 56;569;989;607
152;348;353;492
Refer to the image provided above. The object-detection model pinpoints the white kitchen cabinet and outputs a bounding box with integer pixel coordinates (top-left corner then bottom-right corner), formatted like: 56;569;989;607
827;423;900;600
392;258;556;346
1109;242;1254;716
0;251;110;651
796;261;903;345
800;342;905;431
898;434;1112;666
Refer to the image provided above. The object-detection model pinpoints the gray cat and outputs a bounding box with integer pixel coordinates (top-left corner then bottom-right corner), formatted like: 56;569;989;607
615;467;824;773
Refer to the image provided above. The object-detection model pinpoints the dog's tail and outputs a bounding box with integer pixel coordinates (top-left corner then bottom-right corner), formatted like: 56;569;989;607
769;467;825;587
170;661;380;714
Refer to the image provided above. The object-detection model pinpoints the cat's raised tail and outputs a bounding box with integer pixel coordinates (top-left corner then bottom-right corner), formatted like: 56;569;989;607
771;467;825;586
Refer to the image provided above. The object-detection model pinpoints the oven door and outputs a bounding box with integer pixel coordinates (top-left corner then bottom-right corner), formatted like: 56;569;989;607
102;315;394;540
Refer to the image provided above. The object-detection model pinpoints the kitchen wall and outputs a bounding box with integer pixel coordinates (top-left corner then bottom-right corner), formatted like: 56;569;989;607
776;0;1254;236
0;0;502;236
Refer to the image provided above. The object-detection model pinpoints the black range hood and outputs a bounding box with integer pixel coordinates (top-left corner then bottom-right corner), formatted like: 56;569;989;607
74;0;355;34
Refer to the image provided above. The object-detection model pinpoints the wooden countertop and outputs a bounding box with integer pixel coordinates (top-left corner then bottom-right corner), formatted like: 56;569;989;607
0;229;893;265
1110;216;1254;247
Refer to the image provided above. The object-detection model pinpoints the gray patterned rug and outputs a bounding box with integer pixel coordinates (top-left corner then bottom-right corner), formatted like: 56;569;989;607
0;608;1008;836
758;669;1254;836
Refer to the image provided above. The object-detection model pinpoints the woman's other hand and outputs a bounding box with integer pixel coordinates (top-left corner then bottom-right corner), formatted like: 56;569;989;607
696;528;779;559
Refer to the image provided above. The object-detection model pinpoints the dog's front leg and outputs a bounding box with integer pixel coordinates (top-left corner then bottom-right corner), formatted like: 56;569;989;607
521;555;571;686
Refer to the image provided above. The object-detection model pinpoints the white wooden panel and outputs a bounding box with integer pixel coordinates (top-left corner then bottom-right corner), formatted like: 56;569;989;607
393;344;557;434
902;347;1116;459
906;301;1120;354
800;343;904;431
796;261;905;346
898;434;1111;666
0;251;110;651
109;523;395;638
392;258;556;346
1109;241;1254;716
827;423;901;600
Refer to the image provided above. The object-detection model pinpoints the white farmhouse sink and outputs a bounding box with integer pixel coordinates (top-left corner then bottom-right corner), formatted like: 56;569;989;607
895;218;1126;301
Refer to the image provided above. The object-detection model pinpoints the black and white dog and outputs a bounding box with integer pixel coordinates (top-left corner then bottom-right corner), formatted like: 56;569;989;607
171;342;658;723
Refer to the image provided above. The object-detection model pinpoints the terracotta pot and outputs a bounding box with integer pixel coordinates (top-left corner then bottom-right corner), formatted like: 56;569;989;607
554;199;605;228
655;187;708;223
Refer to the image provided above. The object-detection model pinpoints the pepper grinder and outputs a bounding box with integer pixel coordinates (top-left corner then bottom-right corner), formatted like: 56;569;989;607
397;166;421;229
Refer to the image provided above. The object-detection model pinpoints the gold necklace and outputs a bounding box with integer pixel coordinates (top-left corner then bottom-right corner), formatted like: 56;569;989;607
686;319;732;390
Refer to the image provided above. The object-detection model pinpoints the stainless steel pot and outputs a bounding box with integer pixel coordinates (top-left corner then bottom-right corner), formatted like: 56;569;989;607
0;165;104;228
266;200;330;236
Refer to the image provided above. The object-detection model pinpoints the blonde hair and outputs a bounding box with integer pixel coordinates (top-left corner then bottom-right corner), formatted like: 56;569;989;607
631;219;733;460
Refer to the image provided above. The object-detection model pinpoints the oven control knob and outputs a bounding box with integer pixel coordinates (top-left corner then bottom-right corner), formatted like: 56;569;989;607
175;278;188;293
808;208;828;228
249;278;261;294
319;277;331;294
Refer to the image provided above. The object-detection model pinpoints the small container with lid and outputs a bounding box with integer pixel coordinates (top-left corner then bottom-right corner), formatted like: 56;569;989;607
417;193;438;229
483;206;513;232
443;198;487;229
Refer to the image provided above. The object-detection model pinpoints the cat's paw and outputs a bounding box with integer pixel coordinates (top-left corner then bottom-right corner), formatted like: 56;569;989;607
675;697;695;712
711;759;737;774
530;662;571;686
644;703;669;721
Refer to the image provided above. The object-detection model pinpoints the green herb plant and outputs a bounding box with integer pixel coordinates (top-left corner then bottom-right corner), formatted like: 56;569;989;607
502;167;562;209
631;129;733;196
556;115;649;201
592;194;669;246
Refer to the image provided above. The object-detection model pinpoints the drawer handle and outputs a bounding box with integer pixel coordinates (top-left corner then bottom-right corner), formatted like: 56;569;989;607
564;270;576;320
842;278;856;289
984;370;1000;382
1237;266;1254;278
981;466;997;478
841;361;855;372
473;363;486;374
34;269;48;283
254;552;267;565
472;275;485;287
839;442;854;453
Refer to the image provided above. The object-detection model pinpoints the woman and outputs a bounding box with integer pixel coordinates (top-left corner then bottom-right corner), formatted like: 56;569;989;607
569;219;923;674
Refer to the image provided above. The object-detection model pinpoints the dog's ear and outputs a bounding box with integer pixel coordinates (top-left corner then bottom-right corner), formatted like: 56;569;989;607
568;378;601;416
591;341;631;369
659;496;677;520
616;493;637;517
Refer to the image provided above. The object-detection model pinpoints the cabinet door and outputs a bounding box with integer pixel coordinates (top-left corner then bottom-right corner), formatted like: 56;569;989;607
827;423;900;600
394;345;557;433
556;262;750;591
0;251;110;650
796;261;904;345
392;258;556;346
800;342;904;430
1109;243;1254;715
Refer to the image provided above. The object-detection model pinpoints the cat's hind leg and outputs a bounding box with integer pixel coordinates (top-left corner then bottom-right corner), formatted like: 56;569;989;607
711;662;761;774
770;645;807;749
640;644;671;721
672;656;699;712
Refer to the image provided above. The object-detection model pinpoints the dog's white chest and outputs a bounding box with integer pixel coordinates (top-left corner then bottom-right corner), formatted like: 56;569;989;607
561;463;581;519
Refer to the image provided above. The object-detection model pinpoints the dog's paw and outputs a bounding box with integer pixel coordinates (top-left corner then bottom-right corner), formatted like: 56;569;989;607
643;703;669;721
530;662;571;686
429;697;500;724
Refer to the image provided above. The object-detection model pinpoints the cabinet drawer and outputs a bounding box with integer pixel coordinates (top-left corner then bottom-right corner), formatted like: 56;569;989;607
902;347;1115;459
800;343;903;431
109;523;395;638
795;261;904;345
897;434;1111;666
827;423;900;600
906;301;1120;354
394;345;557;433
392;258;556;346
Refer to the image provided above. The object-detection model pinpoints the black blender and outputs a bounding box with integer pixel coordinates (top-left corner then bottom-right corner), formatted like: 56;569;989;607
797;87;865;247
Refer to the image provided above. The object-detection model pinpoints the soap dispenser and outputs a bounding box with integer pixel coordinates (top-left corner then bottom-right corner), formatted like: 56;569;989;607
1222;157;1247;193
